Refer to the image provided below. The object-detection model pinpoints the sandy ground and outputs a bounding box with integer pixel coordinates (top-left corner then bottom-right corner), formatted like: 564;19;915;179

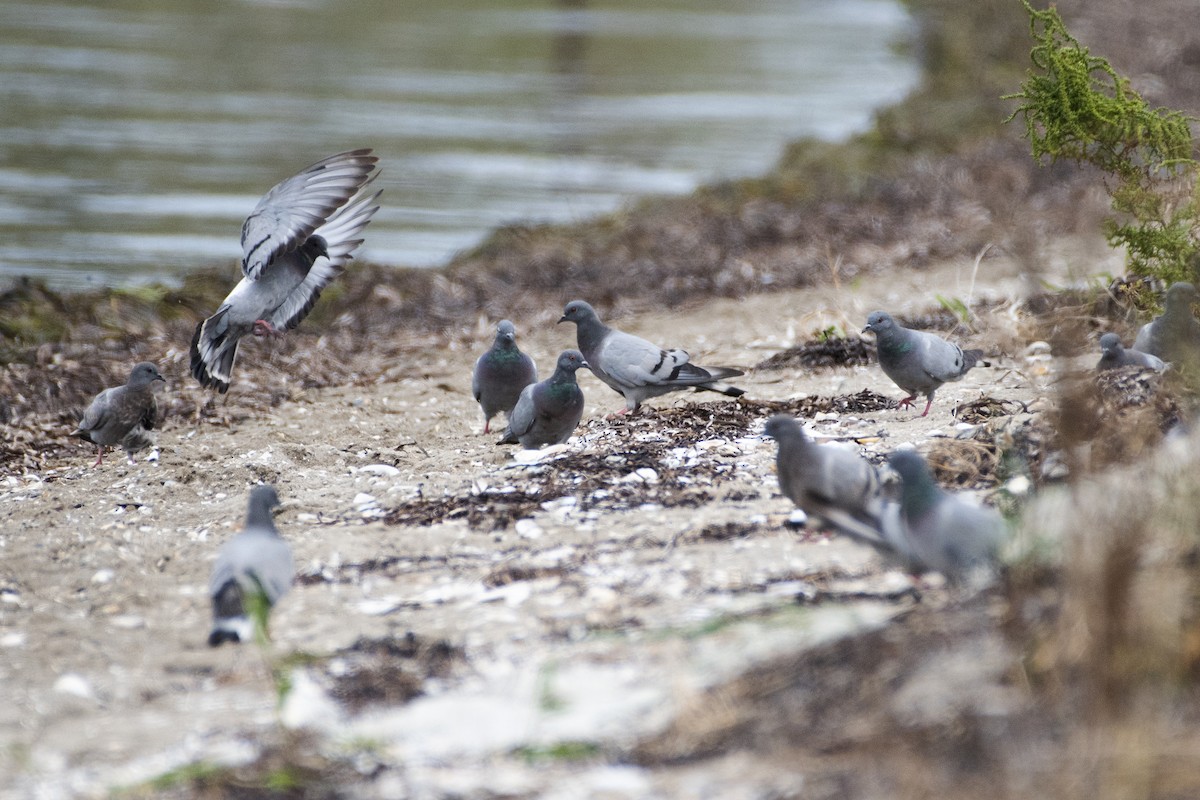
0;243;1114;798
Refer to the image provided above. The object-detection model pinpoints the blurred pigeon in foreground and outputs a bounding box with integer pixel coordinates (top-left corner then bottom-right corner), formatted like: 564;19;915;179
879;450;1005;579
862;310;985;417
191;149;381;393
72;362;165;467
558;299;744;413
763;414;884;532
499;350;588;448
1097;333;1166;372
472;320;538;434
824;450;1005;582
1132;281;1200;364
208;485;294;647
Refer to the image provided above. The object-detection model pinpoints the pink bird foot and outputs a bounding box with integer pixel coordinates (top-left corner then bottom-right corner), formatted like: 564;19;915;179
252;319;284;338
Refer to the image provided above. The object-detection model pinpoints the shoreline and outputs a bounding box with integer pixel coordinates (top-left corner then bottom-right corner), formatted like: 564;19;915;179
6;1;1200;796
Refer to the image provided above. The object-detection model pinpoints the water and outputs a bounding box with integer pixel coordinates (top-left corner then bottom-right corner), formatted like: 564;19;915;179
0;0;918;289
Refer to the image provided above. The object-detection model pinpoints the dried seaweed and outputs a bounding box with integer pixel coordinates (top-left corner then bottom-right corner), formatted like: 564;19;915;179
325;633;464;713
755;337;875;370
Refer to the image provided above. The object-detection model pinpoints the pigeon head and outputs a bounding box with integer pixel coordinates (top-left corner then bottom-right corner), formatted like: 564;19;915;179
559;300;598;326
1099;333;1123;354
1165;282;1197;312
862;311;896;336
556;349;589;373
763;414;805;442
247;485;282;525
888;449;941;514
495;320;517;345
128;362;166;388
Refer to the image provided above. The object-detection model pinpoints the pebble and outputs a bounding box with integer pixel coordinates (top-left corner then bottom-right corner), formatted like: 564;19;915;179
359;464;401;477
53;673;95;701
620;468;659;484
515;519;543;540
1005;475;1032;496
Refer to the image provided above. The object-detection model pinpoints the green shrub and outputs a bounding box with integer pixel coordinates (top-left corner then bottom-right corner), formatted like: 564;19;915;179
1006;1;1198;285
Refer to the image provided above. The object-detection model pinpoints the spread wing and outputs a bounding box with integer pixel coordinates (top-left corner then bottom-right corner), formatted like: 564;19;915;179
240;149;377;281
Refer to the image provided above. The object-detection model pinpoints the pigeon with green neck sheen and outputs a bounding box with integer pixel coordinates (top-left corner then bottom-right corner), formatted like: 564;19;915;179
472;320;538;434
862;310;985;417
880;449;1005;580
558;299;744;414
499;350;589;448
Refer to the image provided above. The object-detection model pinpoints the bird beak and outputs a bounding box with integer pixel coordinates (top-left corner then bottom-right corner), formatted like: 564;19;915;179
861;324;872;334
557;315;568;324
580;360;590;369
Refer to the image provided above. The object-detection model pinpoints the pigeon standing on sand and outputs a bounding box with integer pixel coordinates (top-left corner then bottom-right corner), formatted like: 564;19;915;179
862;310;985;417
72;362;165;467
208;485;295;647
499;350;588;449
878;449;1006;580
763;414;884;532
472;320;538;434
1097;333;1166;371
558;299;744;413
191;149;382;393
1132;281;1200;363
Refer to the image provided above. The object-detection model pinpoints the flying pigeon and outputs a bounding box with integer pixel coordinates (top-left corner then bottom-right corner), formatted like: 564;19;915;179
72;361;165;467
208;485;295;647
1132;281;1200;364
191;149;381;393
472;320;538;434
763;415;885;533
1097;332;1166;371
558;299;744;413
498;350;588;448
862;310;985;417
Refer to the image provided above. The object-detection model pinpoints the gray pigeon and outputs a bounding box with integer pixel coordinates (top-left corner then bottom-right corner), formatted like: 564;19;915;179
72;362;165;467
558;300;744;413
862;310;985;417
875;449;1006;580
472;320;538;434
191;149;381;393
499;350;588;448
1097;332;1166;371
208;485;295;647
1132;282;1200;364
763;414;884;532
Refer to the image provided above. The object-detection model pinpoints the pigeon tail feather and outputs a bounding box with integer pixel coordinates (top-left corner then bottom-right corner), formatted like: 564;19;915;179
207;619;251;647
961;349;988;370
190;310;239;394
694;381;745;398
208;578;249;646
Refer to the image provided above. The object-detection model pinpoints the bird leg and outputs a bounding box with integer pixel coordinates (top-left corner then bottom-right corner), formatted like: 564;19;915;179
92;446;104;468
897;394;917;410
483;420;491;434
252;319;284;338
919;397;934;417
